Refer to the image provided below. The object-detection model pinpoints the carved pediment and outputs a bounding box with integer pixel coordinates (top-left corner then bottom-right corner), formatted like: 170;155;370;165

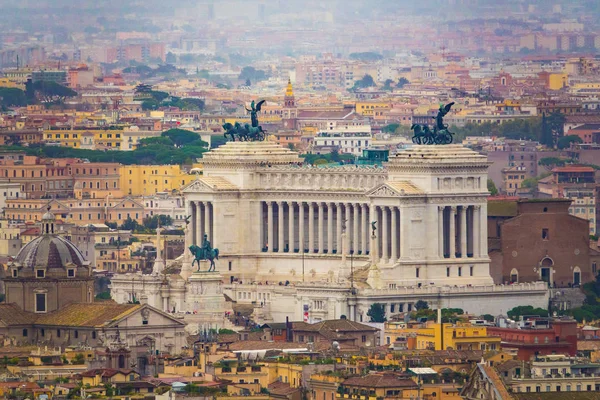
368;184;400;198
181;179;216;194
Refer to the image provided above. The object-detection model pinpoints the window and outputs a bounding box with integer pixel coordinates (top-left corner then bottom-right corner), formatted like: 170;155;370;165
542;228;549;240
74;330;79;339
12;269;17;278
470;266;474;276
57;329;61;337
446;267;450;277
40;328;45;336
36;269;45;278
35;293;47;313
92;331;97;339
22;328;28;337
298;335;304;342
416;267;420;278
458;267;462;277
67;269;75;277
362;335;367;342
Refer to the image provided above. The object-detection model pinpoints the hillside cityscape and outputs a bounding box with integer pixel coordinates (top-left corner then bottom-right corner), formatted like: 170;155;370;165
2;1;600;399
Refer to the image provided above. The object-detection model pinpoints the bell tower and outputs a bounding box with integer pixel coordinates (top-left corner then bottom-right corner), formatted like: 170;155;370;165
282;78;297;127
284;78;295;108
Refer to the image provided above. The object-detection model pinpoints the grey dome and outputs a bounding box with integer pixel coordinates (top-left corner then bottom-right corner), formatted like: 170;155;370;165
14;235;87;269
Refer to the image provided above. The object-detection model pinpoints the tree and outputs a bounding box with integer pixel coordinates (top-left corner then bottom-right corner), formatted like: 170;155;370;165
539;157;569;171
415;300;429;310
482;314;495;322
239;66;267;83
31;81;77;103
396;77;410;88
487;179;498;196
120;217;142;232
162;129;201;147
143;214;173;230
0;87;27;107
382;79;395;91
382;123;400;133
349;52;383;61
95;291;111;300
367;303;387;322
141;99;159;110
72;353;85;365
353;74;376;89
507;306;548;320
558;134;583;149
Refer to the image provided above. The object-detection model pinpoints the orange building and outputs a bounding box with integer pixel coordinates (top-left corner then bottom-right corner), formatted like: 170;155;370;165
0;155;73;199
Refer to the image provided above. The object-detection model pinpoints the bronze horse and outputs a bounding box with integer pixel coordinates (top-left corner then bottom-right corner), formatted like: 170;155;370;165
189;244;219;272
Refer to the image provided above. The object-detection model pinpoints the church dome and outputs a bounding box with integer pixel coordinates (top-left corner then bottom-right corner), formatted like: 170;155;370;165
12;205;88;270
14;234;88;269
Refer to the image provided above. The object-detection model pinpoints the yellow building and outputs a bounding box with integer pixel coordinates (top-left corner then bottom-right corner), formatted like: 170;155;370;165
43;128;125;149
355;101;391;117
213;360;270;387
119;165;198;196
386;321;501;351
0;219;21;257
266;362;304;388
0;78;25;90
548;73;568;90
80;369;139;387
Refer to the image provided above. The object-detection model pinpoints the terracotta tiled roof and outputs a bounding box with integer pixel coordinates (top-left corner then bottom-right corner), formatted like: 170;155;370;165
342;373;417;388
0;304;36;325
292;319;378;333
552;166;595;173
577;340;600;351
227;341;310;351
268;381;302;396
79;368;136;378
34;303;140;327
482;365;514;400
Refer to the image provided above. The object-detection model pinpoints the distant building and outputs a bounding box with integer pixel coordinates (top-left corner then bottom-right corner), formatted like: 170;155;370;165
488;199;597;286
487;317;578;361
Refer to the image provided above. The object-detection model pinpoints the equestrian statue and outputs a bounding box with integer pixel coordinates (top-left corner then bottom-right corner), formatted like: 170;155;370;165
411;102;455;145
222;100;267;142
189;234;219;272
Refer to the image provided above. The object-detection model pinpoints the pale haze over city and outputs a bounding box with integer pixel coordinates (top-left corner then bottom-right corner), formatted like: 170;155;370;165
0;1;600;399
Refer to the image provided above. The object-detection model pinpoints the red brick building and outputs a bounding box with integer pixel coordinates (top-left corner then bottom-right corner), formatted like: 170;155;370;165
487;318;577;361
488;199;595;287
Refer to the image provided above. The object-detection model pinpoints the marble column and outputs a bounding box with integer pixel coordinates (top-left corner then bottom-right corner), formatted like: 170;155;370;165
327;202;334;253
460;206;468;258
267;201;274;253
370;205;379;264
277;201;285;253
299;202;305;252
353;203;360;255
449;206;457;258
318;202;324;253
195;201;202;245
288;201;295;252
382;206;389;262
361;203;368;255
204;201;211;242
185;200;193;247
399;207;408;260
308;202;315;253
474;205;481;257
438;206;444;258
391;207;398;262
336;203;343;253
